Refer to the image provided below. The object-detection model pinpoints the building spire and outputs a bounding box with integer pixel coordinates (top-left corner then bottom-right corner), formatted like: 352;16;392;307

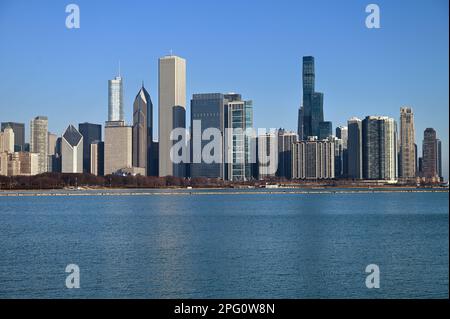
118;60;121;77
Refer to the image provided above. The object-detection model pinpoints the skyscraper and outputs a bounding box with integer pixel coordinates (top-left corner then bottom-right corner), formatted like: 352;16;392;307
79;123;102;174
258;132;278;179
399;107;416;179
421;128;438;180
47;132;58;172
347;118;362;179
30;116;48;173
90;141;104;176
224;94;254;181
132;85;155;176
158;55;186;177
335;125;348;177
436;139;442;181
362;116;397;181
61;125;83;173
318;121;332;140
1;122;25;151
276;129;298;179
298;56;325;139
108;76;124;121
190;93;226;179
104;121;132;175
0;126;14;153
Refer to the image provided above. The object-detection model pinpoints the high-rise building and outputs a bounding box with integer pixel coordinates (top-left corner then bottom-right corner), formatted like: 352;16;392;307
224;94;254;181
335;126;348;178
277;129;298;179
318;121;332;140
48;132;57;156
104;121;132;175
258;132;278;179
297;107;304;140
362;116;397;181
347;118;362;179
1;126;14;153
190;93;226;179
436;139;442;181
158;55;186;177
78;123;102;174
30;116;48;174
132;85;155;176
336;126;348;148
90;141;104;176
292;136;335;179
421;128;438;180
298;56;324;139
1;122;25;151
399;107;416;179
61;125;83;173
47;132;58;172
108;76;124;121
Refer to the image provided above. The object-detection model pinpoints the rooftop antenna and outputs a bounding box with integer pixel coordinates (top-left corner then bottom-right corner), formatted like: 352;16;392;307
118;60;121;77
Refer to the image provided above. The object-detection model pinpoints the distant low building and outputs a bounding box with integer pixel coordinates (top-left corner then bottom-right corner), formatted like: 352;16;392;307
0;151;39;176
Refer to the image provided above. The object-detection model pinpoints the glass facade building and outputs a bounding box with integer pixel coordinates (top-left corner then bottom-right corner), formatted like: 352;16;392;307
78;123;102;174
108;76;124;122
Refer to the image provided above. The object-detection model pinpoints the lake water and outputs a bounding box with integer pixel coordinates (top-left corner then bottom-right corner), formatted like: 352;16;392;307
0;189;448;298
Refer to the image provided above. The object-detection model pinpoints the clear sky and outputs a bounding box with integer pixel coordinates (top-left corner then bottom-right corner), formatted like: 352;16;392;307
0;0;448;179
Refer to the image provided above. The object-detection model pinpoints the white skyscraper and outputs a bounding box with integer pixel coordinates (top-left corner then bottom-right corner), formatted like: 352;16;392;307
158;55;186;177
1;126;14;153
108;76;124;121
61;125;83;173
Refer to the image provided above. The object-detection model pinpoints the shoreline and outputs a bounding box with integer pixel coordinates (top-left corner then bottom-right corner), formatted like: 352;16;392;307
0;187;448;197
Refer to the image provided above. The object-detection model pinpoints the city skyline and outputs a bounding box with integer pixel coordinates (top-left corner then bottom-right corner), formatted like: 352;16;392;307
0;0;448;179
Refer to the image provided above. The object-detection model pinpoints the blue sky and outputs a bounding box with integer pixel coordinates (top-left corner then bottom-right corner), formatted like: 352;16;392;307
0;0;448;179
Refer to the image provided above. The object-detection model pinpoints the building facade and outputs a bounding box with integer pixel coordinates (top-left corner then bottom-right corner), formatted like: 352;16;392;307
421;128;438;180
276;129;298;179
90;141;104;176
132;85;155;176
298;56;326;139
224;94;254;181
108;76;124;122
399;107;416;179
158;55;186;177
61;125;83;173
190;93;226;179
292;137;335;179
78;123;102;174
104;121;132;175
362;116;397;181
1;122;25;151
258;132;278;179
30;116;48;174
347;118;362;179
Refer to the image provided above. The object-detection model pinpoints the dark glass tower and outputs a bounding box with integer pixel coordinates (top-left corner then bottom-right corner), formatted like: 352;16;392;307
190;93;226;179
422;128;438;179
78;123;102;174
298;56;325;139
132;85;156;176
